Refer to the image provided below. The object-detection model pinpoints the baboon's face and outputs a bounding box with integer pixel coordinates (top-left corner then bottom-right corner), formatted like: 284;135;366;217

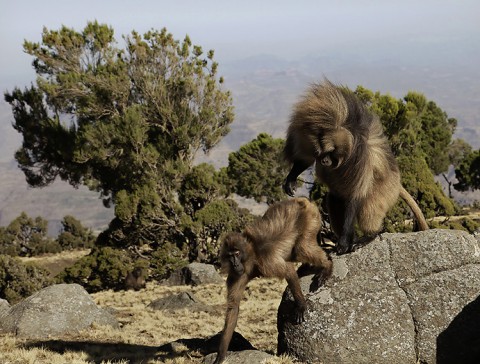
320;153;333;167
221;233;249;276
319;150;344;168
319;127;353;168
227;248;244;275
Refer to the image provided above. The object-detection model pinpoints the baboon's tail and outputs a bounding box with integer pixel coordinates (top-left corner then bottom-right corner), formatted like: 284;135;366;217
399;186;429;231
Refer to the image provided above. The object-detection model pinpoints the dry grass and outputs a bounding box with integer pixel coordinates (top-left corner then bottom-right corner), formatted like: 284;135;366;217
0;252;295;364
18;249;91;277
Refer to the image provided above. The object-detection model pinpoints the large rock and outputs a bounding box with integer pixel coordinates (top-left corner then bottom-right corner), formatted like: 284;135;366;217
0;283;119;338
0;298;9;317
278;229;480;364
163;262;223;286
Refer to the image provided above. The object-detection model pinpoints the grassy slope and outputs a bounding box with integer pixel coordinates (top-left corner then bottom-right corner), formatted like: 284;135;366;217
0;251;294;364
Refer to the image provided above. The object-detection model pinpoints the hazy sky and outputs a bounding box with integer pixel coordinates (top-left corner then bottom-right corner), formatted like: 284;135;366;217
1;0;479;90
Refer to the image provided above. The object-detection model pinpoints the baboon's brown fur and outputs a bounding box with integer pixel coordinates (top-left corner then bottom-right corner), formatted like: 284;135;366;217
214;198;332;364
283;80;428;254
125;267;146;291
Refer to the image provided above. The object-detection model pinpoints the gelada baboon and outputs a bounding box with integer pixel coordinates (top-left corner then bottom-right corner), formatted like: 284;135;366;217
125;267;146;291
214;197;332;364
283;80;429;254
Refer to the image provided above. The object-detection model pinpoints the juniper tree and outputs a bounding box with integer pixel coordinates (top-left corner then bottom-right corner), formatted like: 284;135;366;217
455;150;480;192
5;22;234;248
225;133;289;204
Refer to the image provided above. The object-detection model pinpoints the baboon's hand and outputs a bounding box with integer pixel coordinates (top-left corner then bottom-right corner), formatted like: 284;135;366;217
293;304;306;324
310;271;328;291
283;178;297;197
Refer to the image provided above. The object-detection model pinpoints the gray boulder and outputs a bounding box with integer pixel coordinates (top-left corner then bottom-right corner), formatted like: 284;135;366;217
0;283;119;338
148;291;212;312
278;229;480;364
0;298;9;317
163;262;223;286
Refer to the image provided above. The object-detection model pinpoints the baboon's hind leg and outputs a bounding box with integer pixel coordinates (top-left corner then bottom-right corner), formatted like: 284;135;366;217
295;235;332;291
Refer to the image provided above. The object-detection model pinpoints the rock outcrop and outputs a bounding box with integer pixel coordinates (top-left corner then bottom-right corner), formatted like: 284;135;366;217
278;229;480;364
0;298;9;317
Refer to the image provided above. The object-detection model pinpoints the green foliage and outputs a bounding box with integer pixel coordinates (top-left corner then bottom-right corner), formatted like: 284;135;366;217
0;255;54;303
346;86;461;229
447;139;472;167
454;150;480;191
399;154;456;216
0;212;60;256
0;213;95;257
178;163;227;216
354;87;456;174
57;215;96;250
150;242;188;280
459;218;480;232
186;199;254;264
5;21;234;249
429;218;480;233
416;101;456;175
226;133;289;204
58;246;133;292
383;154;456;232
0;226;18;256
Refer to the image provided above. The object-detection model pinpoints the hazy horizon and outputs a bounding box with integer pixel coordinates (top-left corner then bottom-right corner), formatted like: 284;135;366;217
1;0;479;89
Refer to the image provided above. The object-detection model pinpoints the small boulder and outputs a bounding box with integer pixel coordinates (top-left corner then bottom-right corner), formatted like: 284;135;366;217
0;283;119;338
163;263;223;286
147;291;210;312
0;298;10;317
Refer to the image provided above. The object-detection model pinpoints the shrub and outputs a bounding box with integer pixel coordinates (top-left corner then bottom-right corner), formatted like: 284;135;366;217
178;163;226;216
150;242;188;280
462;218;480;233
0;227;20;256
33;239;63;255
0;254;54;303
57;215;96;250
58;246;133;292
430;218;480;233
187;199;255;264
0;212;55;256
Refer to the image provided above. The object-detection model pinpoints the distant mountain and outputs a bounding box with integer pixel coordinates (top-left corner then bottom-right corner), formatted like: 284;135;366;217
213;41;480;163
0;160;114;233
